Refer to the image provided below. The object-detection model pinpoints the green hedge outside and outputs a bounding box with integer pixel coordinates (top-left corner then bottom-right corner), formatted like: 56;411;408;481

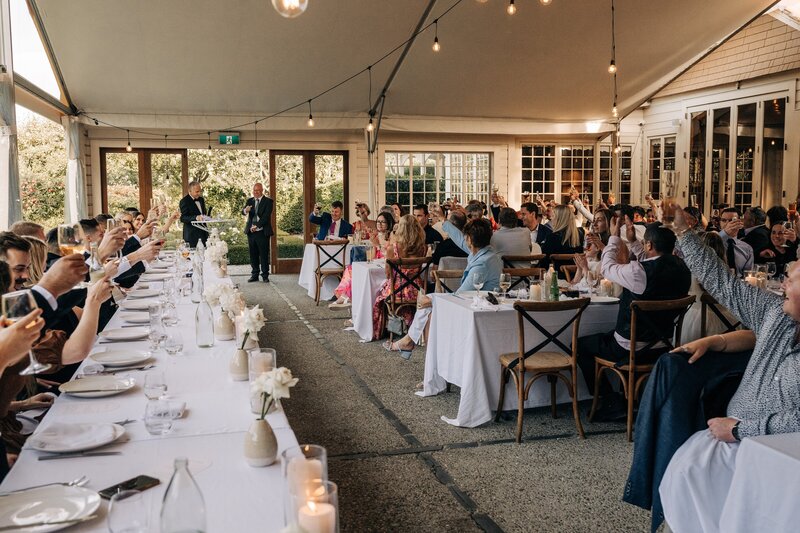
226;242;306;265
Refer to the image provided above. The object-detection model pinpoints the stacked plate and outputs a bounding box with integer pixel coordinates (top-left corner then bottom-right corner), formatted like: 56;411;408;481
59;376;135;398
119;299;157;311
89;349;151;368
98;327;149;342
126;289;159;299
119;311;149;324
0;485;100;532
141;272;171;281
590;296;620;304
28;422;126;453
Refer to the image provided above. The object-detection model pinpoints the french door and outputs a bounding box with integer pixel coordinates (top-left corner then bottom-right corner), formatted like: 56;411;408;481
268;150;348;274
100;148;189;214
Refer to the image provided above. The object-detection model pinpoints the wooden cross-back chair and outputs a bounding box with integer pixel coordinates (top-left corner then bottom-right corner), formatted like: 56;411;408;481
501;254;546;269
433;269;464;294
589;295;695;441
560;265;578;283
385;257;434;341
312;239;348;306
495;298;591;443
700;292;742;338
501;267;545;291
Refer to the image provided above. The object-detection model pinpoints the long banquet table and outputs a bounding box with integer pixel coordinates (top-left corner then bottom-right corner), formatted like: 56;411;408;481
0;261;299;532
297;242;352;301
417;293;619;428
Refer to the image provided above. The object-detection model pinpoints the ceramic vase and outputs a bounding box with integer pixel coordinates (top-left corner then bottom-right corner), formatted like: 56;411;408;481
229;349;249;381
215;311;235;341
235;317;259;350
244;418;278;467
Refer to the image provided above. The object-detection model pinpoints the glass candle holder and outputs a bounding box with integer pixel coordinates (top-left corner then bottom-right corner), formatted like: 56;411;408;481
281;445;328;525
289;480;339;533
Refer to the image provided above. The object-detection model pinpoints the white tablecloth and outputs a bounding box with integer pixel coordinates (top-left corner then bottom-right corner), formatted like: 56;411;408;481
417;294;619;428
0;263;299;532
719;432;800;533
350;261;387;342
298;243;351;301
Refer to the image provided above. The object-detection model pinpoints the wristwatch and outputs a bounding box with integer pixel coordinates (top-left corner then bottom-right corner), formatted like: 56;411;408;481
731;421;741;441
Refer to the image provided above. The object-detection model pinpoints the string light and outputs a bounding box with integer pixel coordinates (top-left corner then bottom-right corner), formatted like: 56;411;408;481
539;0;553;5
507;0;516;15
271;0;308;19
254;120;259;156
307;100;314;127
126;130;132;152
207;132;211;150
367;116;375;132
432;20;440;52
608;59;616;74
609;0;619;121
612;103;619;118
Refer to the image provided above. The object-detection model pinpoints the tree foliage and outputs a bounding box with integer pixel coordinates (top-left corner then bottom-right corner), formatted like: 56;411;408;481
17;116;66;228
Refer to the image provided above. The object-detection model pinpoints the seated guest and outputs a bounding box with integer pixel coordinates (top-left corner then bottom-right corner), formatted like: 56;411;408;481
570;209;613;289
717;208;754;276
576;219;691;419
430;210;469;268
371;215;427;340
21;236;47;284
755;220;797;268
766;204;788;228
9;221;45;242
632;206;647;226
541;205;584;275
413;204;443;245
741;206;770;257
329;211;394;309
95;213;114;227
44;228;61;271
390;203;405;222
309;201;353;239
490;207;540;266
116;211;135;237
132;211;145;232
682;206;704;232
78;218;104;256
464;202;484;223
353;202;377;238
519;202;552;248
385;214;502;358
650;209;800;533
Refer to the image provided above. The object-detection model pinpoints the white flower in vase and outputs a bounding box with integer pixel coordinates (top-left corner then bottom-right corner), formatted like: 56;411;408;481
250;367;298;420
203;283;225;306
240;305;266;349
221;290;246;320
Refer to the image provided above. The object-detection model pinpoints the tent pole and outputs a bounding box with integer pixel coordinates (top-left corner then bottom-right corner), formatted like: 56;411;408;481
0;0;21;229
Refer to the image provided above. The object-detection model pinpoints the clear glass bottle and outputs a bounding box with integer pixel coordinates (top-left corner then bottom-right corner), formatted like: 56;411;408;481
88;242;105;284
190;261;203;304
195;295;215;348
549;266;559;301
160;457;207;533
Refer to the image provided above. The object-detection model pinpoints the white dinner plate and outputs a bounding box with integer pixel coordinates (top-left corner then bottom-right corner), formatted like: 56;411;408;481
98;327;149;341
28;423;125;453
134;282;150;289
119;299;158;311
146;267;169;274
59;376;135;398
126;289;160;299
591;296;620;304
119;311;149;324
89;349;151;367
0;485;101;532
141;273;171;281
149;260;171;268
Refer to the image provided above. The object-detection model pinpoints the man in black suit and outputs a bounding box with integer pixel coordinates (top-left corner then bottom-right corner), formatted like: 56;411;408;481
179;181;209;247
519;202;552;248
242;182;274;282
742;206;770;258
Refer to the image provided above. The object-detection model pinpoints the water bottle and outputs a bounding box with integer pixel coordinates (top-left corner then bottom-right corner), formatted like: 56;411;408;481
196;240;205;263
549;266;559;301
160;457;207;533
190;261;203;304
195;296;215;348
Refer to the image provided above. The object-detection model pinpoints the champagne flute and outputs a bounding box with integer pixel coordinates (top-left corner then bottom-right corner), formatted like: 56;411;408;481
2;290;51;375
57;224;83;257
498;273;511;299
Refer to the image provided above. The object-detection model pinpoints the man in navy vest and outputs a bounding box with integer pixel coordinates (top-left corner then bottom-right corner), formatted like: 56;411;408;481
576;216;691;421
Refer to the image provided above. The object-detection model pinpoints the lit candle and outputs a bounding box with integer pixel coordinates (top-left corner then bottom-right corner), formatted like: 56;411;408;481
297;501;336;533
745;275;758;287
251;352;273;374
288;457;324;494
529;284;542;301
600;279;613;297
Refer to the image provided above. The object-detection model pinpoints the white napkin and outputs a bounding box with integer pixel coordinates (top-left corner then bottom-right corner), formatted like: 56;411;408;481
510;289;528;299
31;423;115;450
470;296;500;311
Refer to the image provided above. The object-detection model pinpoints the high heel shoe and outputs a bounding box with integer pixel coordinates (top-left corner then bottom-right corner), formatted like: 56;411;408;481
382;340;413;360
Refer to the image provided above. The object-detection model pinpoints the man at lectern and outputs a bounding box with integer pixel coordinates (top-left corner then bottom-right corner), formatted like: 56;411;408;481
179;181;210;247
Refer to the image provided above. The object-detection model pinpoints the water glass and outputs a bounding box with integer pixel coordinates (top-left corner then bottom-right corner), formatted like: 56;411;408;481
162;302;179;327
144;399;174;435
164;330;184;356
107;490;149;533
143;371;168;400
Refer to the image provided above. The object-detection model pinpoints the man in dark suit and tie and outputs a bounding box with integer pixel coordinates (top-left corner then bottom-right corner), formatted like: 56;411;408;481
520;202;552;248
309;201;353;240
242;182;274;282
179;181;209;247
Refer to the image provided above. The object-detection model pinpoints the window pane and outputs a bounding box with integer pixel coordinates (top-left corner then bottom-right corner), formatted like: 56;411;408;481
735;104;756;211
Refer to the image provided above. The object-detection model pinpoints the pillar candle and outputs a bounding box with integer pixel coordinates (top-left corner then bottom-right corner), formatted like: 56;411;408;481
745;275;758;287
297;501;336;533
529;284;542;301
600;279;613;297
287;457;324;494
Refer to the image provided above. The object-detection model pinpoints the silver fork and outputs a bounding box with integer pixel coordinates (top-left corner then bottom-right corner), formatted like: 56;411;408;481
0;475;89;496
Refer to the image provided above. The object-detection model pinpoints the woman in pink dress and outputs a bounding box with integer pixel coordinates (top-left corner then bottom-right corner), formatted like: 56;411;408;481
329;211;395;309
352;202;377;238
370;214;427;340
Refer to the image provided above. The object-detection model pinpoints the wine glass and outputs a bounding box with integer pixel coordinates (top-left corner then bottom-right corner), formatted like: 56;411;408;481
498;273;511;299
57;224;83;257
766;262;777;280
472;272;485;297
2;290;51;375
108;490;148;533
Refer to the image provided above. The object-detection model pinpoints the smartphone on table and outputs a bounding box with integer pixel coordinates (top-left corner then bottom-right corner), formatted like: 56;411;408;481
99;475;160;499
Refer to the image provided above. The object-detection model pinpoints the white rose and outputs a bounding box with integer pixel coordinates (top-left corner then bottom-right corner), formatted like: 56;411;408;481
269;367;298;401
250;372;274;396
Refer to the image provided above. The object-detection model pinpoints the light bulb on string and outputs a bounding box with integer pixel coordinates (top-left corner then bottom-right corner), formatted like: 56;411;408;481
614;144;621;154
367;117;374;132
539;0;553;5
507;0;516;15
608;60;617;74
612;104;619;118
307;100;314;128
271;0;308;19
432;20;441;52
126;130;132;152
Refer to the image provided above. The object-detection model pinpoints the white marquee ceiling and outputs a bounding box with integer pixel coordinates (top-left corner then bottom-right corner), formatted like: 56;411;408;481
33;0;776;133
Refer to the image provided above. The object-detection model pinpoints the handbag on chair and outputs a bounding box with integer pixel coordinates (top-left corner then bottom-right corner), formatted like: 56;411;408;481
386;313;407;336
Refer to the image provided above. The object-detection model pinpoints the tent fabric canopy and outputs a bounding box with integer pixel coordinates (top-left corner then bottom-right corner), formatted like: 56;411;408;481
34;0;775;134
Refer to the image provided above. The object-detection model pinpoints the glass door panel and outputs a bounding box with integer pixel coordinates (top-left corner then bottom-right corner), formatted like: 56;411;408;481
689;111;707;209
314;154;345;213
711;108;731;210
105;152;141;214
762;98;786;209
735;103;757;211
150;153;185;213
648;139;661;198
273;154;305;266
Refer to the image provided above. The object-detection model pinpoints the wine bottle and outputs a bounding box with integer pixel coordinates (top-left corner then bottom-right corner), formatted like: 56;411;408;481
160;457;207;533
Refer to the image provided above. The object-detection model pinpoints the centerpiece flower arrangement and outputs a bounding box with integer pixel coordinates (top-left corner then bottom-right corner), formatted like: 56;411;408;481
240;305;266;350
230;305;266;381
206;285;241;341
244;366;298;467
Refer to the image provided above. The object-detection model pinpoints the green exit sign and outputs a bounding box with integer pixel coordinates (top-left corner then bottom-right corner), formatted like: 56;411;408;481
219;133;240;145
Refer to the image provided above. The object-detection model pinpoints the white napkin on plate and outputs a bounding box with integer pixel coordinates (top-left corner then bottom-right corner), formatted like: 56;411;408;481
32;423;115;450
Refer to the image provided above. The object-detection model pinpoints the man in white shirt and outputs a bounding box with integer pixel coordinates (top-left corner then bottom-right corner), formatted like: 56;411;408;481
519;202;552;248
718;208;754;277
